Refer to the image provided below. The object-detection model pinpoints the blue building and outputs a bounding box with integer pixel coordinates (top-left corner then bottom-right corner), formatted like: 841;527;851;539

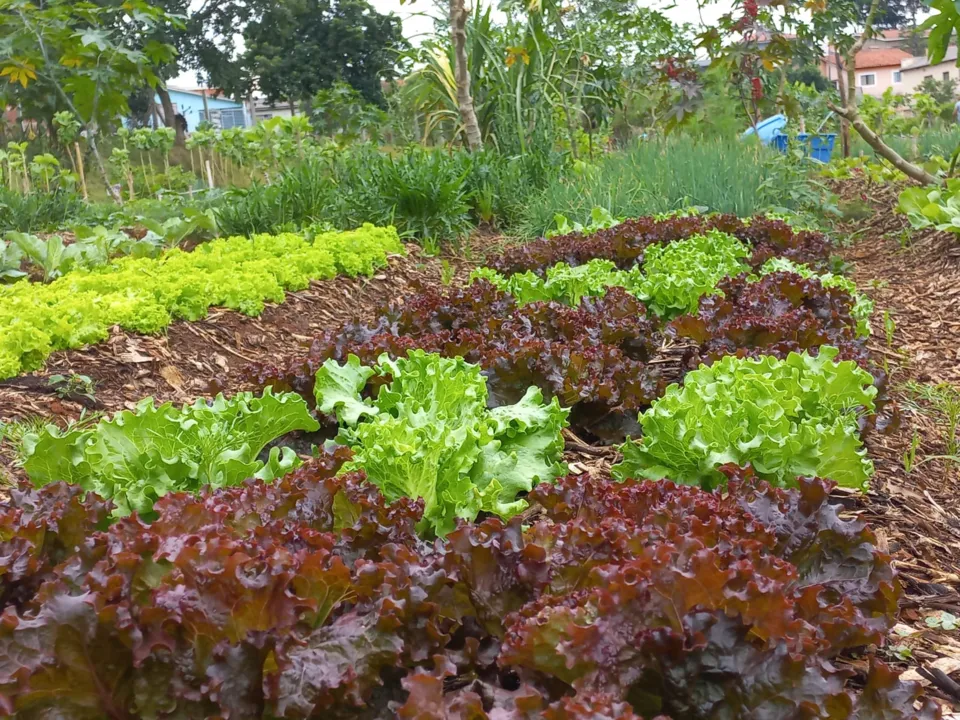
156;87;251;131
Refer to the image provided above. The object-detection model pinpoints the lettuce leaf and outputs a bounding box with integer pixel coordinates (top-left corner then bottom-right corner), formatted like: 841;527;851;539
469;259;634;306
758;257;874;337
314;350;569;536
22;387;319;517
471;230;750;319
0;225;402;380
633;229;751;317
612;347;877;490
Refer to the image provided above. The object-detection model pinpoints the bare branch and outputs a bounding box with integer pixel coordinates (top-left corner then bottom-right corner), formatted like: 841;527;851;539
828;101;939;185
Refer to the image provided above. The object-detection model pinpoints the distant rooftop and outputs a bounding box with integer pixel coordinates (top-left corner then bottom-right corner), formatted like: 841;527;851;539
901;46;958;70
826;48;913;69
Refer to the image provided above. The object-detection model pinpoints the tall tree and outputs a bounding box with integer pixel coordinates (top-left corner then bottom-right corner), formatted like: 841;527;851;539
853;0;926;29
238;0;405;107
690;0;937;183
0;0;179;193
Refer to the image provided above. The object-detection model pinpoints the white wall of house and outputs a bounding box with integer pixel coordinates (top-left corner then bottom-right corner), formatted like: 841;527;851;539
900;61;960;94
822;63;903;97
252;105;296;123
849;66;904;97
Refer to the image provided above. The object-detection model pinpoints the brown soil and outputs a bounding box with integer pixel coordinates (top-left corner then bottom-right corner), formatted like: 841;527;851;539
830;178;960;702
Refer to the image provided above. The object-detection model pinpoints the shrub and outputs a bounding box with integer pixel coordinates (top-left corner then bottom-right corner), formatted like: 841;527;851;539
214;156;337;236
337;146;474;253
0;187;87;233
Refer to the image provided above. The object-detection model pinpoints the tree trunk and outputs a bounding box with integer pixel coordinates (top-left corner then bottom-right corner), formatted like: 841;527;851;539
834;54;851;157
86;131;121;202
157;85;185;146
450;0;482;151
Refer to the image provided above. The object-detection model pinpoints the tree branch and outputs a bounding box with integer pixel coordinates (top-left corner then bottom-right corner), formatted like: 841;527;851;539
845;0;880;109
828;100;939;185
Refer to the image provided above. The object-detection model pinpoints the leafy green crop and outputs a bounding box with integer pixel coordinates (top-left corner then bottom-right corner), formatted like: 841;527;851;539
759;257;874;337
634;229;750;317
22;388;319;518
612;347;877;490
470;230;748;314
470;259;634;305
897;179;960;233
546;206;620;238
0;224;403;379
0;239;25;281
314;350;569;536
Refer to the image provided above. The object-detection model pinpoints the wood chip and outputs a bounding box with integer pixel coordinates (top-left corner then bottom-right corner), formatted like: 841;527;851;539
159;365;185;392
117;351;153;364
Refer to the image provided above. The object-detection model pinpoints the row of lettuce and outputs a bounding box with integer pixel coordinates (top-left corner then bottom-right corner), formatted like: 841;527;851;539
1;214;935;720
0;223;403;378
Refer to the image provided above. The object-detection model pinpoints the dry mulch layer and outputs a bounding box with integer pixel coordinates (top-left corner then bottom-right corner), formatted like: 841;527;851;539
2;196;960;708
828;178;960;706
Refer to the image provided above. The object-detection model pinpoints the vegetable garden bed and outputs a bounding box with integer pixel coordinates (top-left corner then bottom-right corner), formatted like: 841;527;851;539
0;202;958;718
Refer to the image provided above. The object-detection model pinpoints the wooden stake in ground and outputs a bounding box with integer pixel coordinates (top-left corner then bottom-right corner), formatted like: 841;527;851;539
74;142;88;201
205;159;215;189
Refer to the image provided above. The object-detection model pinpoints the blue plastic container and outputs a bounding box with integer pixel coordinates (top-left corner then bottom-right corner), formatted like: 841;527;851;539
742;114;788;144
771;132;837;163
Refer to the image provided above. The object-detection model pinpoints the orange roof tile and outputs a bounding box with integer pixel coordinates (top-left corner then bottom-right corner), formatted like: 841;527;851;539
852;48;912;68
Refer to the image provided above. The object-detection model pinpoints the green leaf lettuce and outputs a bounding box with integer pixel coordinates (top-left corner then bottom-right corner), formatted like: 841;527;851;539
314;350;569;536
612;347;876;490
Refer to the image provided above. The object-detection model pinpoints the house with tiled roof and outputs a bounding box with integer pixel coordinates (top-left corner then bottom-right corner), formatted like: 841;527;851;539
862;28;928;54
821;48;913;97
898;46;960;94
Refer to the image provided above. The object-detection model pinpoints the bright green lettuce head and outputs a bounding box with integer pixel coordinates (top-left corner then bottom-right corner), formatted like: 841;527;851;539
314;350;569;537
612;347;877;491
469;258;634;306
22;387;319;518
634;229;751;318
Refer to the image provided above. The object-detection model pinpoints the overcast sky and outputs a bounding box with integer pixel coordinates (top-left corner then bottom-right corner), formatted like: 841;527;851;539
174;0;736;88
367;0;734;45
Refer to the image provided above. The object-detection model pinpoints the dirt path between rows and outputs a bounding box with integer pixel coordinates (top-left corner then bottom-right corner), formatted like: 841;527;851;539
833;181;960;702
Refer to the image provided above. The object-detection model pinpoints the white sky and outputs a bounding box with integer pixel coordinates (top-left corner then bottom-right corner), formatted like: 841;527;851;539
366;0;734;45
174;0;736;88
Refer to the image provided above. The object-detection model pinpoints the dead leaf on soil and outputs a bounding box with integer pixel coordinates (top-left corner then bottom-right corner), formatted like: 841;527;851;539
159;365;185;392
